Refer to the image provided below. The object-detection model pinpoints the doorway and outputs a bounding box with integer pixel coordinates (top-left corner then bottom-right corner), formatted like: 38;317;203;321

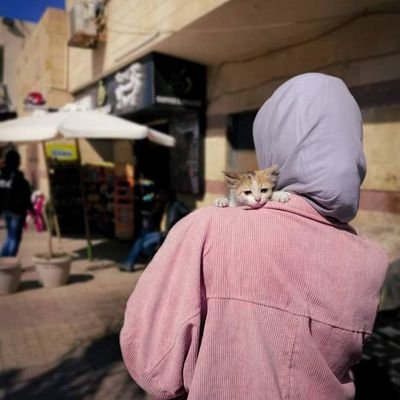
133;121;170;190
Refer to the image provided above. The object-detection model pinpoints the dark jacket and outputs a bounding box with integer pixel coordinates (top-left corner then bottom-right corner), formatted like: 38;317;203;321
0;167;33;217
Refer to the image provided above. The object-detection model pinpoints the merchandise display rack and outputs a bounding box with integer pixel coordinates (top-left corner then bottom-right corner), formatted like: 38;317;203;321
48;159;84;234
83;163;115;237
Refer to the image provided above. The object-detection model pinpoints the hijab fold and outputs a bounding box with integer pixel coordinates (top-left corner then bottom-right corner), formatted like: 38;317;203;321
253;73;366;223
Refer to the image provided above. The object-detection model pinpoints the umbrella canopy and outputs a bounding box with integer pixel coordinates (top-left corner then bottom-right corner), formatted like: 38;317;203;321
0;111;66;142
0;109;175;147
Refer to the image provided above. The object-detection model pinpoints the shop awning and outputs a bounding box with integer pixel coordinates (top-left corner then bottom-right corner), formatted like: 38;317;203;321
0;109;175;147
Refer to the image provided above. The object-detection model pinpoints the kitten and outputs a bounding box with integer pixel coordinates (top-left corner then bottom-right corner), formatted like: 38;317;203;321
213;165;291;209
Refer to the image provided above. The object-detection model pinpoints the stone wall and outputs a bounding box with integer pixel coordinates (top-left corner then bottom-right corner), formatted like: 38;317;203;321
13;8;72;197
15;9;71;115
0;19;35;110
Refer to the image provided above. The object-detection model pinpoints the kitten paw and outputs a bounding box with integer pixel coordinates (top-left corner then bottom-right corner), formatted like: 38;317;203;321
271;191;291;203
213;197;229;207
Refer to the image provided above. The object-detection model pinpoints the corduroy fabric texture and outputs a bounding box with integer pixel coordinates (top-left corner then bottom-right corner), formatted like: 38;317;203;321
120;196;388;399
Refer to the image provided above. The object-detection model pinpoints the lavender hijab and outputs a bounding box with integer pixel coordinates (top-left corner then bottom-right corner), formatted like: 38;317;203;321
253;73;366;223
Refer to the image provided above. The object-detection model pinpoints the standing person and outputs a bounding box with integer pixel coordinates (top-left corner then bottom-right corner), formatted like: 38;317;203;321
0;150;33;256
120;74;388;400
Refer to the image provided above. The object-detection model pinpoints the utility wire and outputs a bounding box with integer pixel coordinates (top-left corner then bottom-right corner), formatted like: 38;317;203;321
207;10;400;102
208;49;400;105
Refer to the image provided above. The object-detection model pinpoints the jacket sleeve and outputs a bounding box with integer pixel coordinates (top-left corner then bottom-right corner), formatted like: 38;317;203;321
120;211;208;399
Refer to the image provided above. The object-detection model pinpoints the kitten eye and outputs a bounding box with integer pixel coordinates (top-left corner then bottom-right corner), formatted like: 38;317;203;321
261;188;269;193
244;190;252;195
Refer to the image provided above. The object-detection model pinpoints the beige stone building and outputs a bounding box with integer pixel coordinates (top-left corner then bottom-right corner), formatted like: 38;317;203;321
0;16;35;163
0;17;35;112
6;1;400;259
14;9;71;115
8;9;73;195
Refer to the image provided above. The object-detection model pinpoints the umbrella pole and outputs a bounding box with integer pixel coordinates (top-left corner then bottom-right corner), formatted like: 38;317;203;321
75;139;93;261
41;142;61;249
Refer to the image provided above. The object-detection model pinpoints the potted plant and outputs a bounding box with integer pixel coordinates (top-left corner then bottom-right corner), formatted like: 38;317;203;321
33;202;72;288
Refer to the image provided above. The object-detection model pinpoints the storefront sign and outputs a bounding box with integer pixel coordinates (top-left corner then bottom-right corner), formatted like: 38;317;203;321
152;52;206;110
77;52;206;116
90;59;152;115
114;62;146;111
45;143;78;161
96;79;108;107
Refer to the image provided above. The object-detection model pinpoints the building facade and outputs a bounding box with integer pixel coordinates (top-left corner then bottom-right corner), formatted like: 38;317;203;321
9;0;400;257
9;9;72;196
0;17;35;114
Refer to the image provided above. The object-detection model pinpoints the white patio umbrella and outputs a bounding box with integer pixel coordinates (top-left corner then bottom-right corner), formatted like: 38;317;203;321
0;108;175;259
0;109;175;146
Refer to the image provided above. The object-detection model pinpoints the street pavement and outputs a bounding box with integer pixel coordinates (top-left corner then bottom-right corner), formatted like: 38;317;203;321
0;209;399;400
0;224;147;400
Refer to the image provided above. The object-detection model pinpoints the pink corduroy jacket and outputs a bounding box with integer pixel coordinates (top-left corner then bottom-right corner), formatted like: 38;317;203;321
120;195;388;400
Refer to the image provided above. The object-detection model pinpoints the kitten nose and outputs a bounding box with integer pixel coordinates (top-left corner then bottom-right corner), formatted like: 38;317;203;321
255;197;261;202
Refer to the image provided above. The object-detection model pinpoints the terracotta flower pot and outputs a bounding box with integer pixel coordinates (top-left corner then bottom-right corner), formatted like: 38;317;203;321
33;254;72;288
0;257;21;295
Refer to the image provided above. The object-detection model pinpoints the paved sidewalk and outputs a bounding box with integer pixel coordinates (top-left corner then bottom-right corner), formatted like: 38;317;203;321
0;225;147;399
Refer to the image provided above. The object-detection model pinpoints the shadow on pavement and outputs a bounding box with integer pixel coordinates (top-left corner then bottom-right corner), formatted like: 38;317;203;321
68;274;94;284
18;274;94;292
2;308;400;399
18;280;42;291
1;331;146;400
86;261;118;272
73;238;132;266
354;307;400;399
354;359;398;399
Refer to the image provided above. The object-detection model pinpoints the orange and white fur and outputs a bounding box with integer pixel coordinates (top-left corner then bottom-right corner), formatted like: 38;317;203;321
213;166;291;209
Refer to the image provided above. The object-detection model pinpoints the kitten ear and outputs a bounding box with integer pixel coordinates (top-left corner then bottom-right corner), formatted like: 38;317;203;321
261;165;280;184
223;171;241;188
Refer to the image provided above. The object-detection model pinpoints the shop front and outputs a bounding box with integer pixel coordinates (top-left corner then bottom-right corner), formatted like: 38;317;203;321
45;141;116;238
64;52;207;240
45;141;84;235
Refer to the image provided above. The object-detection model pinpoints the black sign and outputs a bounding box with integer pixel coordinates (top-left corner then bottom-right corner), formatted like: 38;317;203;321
152;52;206;109
79;52;207;115
104;57;153;115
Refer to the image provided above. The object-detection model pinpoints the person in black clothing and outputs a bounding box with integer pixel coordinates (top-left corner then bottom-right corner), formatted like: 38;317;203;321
0;150;34;256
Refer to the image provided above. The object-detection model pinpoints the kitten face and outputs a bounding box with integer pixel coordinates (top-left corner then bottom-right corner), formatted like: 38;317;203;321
223;166;279;209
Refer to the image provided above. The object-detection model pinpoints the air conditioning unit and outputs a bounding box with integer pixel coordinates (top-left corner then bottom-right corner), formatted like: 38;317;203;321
68;1;97;48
